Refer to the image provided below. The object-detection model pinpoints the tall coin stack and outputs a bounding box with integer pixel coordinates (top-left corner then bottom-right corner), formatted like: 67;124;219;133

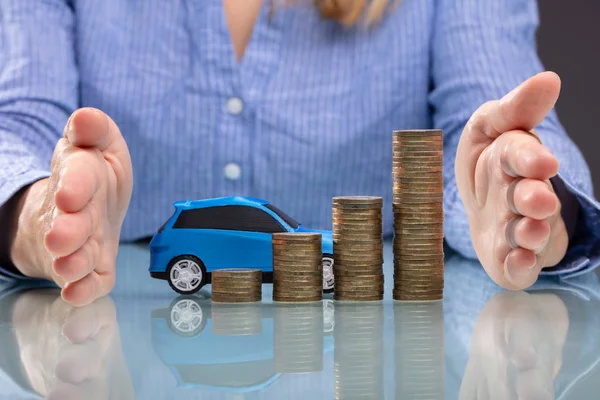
392;130;445;301
394;302;445;398
332;196;384;301
272;233;323;302
211;269;262;303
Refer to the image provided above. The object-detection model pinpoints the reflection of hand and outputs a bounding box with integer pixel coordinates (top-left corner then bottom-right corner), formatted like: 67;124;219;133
460;291;568;400
11;289;134;399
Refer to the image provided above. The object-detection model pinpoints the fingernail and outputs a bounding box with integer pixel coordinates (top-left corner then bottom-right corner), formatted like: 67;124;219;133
65;114;75;142
506;256;537;281
534;235;551;255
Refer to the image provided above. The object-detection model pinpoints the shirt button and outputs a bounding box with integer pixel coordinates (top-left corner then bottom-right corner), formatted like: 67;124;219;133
224;163;242;180
226;97;244;115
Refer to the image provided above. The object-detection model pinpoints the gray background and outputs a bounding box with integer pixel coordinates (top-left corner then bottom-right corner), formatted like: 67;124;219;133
537;0;599;197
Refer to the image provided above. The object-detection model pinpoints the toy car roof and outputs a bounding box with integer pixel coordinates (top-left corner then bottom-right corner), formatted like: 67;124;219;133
173;196;269;210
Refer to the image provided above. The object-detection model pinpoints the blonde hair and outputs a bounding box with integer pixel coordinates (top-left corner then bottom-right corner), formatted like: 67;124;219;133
274;0;397;27
316;0;392;27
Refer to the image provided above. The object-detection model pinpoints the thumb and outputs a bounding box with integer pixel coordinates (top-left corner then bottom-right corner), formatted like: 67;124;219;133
455;72;561;204
64;107;125;154
470;72;562;141
496;71;561;133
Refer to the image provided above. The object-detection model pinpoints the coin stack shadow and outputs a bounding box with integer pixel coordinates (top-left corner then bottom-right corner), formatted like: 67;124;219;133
212;303;263;335
392;130;445;301
334;303;384;399
332;196;384;301
211;269;262;303
272;232;323;303
394;302;445;399
274;303;324;373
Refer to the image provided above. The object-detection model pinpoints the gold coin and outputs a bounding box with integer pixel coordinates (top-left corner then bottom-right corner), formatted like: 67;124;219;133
273;278;323;286
335;242;384;249
212;269;262;278
394;260;444;268
211;280;262;288
335;269;384;276
334;256;384;264
393;203;444;211
393;129;443;136
332;195;383;203
334;295;383;302
394;217;444;224
393;183;443;191
273;296;323;303
392;157;443;164
393;149;443;155
272;255;322;262
272;248;321;255
211;291;262;298
333;232;383;239
272;288;322;295
393;178;444;185
332;219;382;226
392;146;442;153
392;165;443;172
333;226;383;234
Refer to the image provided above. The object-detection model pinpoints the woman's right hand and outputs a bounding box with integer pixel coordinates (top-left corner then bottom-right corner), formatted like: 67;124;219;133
10;108;133;306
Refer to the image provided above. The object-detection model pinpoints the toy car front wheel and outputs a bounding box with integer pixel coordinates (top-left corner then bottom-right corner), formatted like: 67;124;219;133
167;255;207;295
322;254;335;293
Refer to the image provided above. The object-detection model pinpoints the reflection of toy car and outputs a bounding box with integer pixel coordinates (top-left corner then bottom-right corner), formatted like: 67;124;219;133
149;196;334;295
150;296;335;394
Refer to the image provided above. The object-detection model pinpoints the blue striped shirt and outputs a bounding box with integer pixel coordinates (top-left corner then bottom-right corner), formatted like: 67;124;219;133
0;0;599;278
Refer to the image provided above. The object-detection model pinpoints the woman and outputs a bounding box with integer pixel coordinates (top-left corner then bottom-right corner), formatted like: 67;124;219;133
0;0;597;306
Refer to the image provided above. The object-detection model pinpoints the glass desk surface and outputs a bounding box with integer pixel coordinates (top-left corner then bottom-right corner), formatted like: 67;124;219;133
1;241;599;400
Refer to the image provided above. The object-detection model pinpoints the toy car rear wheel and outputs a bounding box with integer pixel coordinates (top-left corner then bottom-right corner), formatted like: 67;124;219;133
322;254;335;293
167;255;207;295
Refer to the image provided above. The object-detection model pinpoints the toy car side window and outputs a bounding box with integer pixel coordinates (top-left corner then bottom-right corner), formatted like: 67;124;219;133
173;206;285;233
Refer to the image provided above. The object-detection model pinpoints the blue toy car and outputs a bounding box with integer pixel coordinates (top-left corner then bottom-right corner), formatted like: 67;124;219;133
149;196;334;295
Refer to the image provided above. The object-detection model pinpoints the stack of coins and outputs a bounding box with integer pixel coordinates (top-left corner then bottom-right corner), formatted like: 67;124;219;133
332;196;384;301
211;269;262;303
212;303;262;335
394;302;445;398
272;233;323;302
392;130;445;301
274;303;324;373
334;304;384;399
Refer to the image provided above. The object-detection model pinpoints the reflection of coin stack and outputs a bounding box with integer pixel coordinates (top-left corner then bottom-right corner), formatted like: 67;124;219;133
211;303;262;335
332;196;384;301
211;268;262;303
392;130;445;301
272;233;323;302
274;303;324;373
334;303;384;399
394;302;445;399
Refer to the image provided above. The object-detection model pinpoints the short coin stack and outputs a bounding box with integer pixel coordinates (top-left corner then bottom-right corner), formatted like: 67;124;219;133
211;269;262;303
272;233;323;302
392;130;445;301
332;196;384;301
394;302;445;398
